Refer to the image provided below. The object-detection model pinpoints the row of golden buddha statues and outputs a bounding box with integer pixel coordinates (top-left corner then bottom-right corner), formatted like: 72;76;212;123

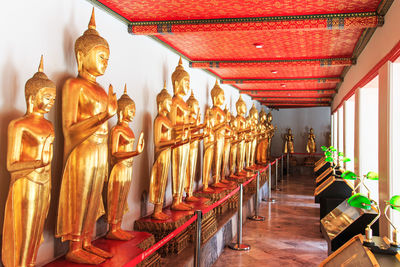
1;9;276;267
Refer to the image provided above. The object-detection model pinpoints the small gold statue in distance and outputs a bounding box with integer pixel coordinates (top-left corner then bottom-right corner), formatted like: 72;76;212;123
2;56;56;267
202;108;215;193
210;80;228;188
106;85;144;240
284;128;295;154
149;84;189;220
169;58;193;211
306;128;316;153
56;9;115;264
229;110;239;175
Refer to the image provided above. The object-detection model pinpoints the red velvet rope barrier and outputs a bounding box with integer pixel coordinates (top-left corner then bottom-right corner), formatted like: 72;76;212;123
290;152;324;156
125;160;273;266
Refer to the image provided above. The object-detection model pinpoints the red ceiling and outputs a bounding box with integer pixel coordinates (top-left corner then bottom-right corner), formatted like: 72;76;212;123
93;0;392;108
156;30;364;61
97;0;381;21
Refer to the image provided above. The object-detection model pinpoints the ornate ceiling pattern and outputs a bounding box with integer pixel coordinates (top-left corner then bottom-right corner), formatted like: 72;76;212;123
93;0;394;108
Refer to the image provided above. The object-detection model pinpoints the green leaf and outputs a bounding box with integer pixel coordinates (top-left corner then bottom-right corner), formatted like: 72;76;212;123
343;157;351;163
338;152;344;157
331;148;337;152
325;157;334;162
329;146;335;150
348;193;371;210
321;146;328;151
366;171;379;180
341;170;357;180
325;151;332;157
389;195;400;212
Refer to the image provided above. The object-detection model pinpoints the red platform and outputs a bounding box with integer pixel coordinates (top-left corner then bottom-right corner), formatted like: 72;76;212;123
45;231;159;267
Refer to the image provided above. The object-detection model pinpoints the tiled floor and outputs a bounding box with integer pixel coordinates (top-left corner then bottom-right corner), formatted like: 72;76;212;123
213;173;327;266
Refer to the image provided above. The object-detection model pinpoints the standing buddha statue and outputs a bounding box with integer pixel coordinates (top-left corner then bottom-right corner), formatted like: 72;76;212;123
169;58;192;211
229;110;239;176
221;107;232;182
244;113;252;169
56;9;115;264
306;128;316;153
106;85;144;240
249;104;259;167
210;80;228;188
284;128;295;154
185;90;205;202
2;56;56;267
235;95;248;175
149;84;188;220
202;109;215;193
266;112;275;160
256;110;268;164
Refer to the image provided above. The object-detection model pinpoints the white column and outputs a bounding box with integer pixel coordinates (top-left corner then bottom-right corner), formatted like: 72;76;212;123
354;89;361;182
378;61;393;237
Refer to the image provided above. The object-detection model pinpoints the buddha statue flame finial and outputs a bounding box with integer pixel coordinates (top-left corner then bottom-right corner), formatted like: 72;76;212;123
88;7;96;30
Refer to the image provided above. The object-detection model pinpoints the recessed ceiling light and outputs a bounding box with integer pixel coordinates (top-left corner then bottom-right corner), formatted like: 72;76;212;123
281;84;286;87
271;70;278;74
253;43;263;48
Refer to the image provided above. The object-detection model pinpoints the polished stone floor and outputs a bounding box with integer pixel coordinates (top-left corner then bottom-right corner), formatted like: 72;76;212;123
213;173;327;266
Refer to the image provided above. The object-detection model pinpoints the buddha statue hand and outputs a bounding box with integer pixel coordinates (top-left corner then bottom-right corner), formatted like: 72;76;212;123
106;84;118;117
136;132;145;153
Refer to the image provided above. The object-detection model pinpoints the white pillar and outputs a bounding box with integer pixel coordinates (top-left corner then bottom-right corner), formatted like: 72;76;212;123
378;61;393;237
354;89;361;182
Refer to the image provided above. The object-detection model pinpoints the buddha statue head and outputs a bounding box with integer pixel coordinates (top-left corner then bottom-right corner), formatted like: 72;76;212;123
75;8;110;77
267;112;273;123
235;95;247;116
259;110;267;123
288;128;292;135
187;90;199;118
310;128;314;134
211;80;225;107
249;103;258;122
25;55;56;115
171;57;190;96
117;84;136;123
157;81;172;114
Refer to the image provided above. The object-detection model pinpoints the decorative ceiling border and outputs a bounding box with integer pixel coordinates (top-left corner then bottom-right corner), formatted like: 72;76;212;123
221;77;343;84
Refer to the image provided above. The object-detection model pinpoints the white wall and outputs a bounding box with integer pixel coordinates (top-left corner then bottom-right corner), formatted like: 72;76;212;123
270;107;331;157
332;0;400;110
0;1;263;265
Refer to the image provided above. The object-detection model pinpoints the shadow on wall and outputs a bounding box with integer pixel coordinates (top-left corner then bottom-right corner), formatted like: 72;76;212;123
0;56;24;234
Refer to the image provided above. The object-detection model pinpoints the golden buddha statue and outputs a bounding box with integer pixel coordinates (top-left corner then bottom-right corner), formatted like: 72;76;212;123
2;56;56;267
256;110;268;164
56;9;115;264
235;95;248;175
306;128;316;153
266;112;275;160
244;114;252;168
169;58;193;211
221;107;232;182
210;80;228;188
185;90;205;202
149;84;189;220
249;104;259;167
202;109;215;193
284;128;294;154
229;112;239;175
106;86;144;240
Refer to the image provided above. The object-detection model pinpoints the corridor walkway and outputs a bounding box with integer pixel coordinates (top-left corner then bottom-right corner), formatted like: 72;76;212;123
213;172;327;266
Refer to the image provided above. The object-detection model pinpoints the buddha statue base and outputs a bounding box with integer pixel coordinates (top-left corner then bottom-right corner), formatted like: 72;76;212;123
134;198;217;257
45;231;160;267
193;184;238;215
